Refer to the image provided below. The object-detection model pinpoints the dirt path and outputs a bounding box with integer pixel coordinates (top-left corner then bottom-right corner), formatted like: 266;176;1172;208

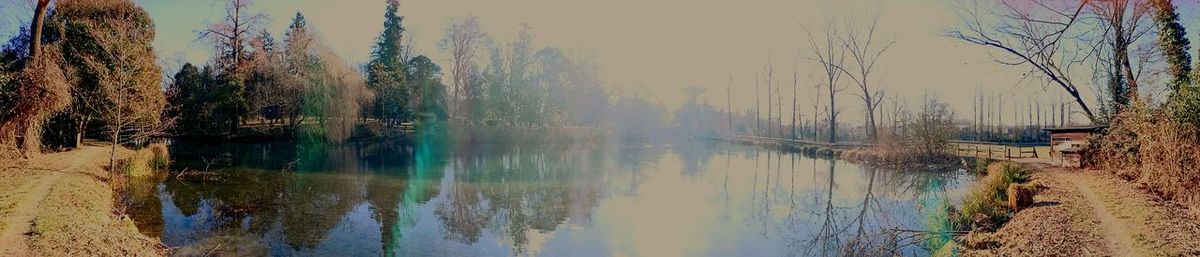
979;163;1200;256
977;169;1109;256
0;146;112;255
1061;170;1200;256
971;163;1200;256
1060;172;1138;256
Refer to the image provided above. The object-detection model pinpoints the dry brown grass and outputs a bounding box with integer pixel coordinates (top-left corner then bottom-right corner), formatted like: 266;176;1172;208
849;132;960;168
966;170;1109;256
146;142;168;170
118;142;169;178
1;144;164;256
1006;183;1034;212
1089;104;1200;206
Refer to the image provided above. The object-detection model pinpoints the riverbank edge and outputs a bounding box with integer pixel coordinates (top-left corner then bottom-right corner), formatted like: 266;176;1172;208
724;136;965;171
954;163;1200;256
0;143;165;256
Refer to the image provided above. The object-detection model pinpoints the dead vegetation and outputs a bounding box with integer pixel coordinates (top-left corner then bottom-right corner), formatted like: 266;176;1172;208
1087;104;1200;207
964;170;1109;256
117;142;170;178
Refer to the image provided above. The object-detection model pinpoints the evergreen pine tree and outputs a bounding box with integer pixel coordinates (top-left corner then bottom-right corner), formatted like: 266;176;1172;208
1152;0;1191;93
367;0;410;124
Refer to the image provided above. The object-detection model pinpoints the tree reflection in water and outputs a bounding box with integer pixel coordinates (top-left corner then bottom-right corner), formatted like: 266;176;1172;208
127;141;964;256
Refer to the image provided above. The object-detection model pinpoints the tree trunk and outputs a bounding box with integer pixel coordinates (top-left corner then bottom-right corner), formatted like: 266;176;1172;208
17;0;52;157
829;91;837;144
74;116;88;149
791;78;797;140
864;94;877;142
755;78;761;136
30;0;50;60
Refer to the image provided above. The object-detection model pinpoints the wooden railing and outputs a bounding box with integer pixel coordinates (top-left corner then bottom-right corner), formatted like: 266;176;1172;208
950;140;1046;160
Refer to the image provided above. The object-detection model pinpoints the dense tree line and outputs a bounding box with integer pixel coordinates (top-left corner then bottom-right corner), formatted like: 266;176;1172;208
0;0;638;158
439;17;610;127
171;1;376;143
169;1;613;143
1;0;164;164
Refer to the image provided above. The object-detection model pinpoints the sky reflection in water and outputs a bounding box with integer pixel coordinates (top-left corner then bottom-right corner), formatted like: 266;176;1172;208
127;140;970;256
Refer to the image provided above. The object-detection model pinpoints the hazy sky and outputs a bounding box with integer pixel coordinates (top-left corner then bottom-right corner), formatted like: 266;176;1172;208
9;0;1179;124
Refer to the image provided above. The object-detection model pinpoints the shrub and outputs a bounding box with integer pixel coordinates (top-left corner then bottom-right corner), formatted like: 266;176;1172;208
1088;103;1200;205
147;142;169;170
121;143;170;178
953;162;1029;231
840;149;858;160
817;148;834;157
120;150;153;178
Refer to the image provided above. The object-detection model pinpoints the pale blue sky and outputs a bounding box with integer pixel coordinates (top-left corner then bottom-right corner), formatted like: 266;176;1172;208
8;0;1190;124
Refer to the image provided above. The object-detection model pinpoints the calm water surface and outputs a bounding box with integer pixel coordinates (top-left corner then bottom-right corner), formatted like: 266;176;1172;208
128;140;971;256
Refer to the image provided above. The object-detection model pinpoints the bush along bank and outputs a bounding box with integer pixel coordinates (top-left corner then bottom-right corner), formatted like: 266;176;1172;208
944;162;1040;251
1086;103;1200;207
728;137;965;167
837;147;964;171
118;142;170;178
727;137;847;158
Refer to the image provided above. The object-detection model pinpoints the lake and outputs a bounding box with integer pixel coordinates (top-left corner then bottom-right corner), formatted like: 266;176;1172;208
126;138;971;256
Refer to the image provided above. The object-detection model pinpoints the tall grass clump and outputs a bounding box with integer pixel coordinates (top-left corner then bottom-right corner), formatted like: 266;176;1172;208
147;142;169;170
950;162;1029;231
120;142;170;178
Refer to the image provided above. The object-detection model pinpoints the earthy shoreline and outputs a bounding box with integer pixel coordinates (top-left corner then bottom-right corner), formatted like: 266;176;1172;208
960;163;1200;256
0;143;164;256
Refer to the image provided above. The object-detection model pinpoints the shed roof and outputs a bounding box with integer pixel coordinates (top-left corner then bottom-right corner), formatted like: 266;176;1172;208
1043;125;1108;133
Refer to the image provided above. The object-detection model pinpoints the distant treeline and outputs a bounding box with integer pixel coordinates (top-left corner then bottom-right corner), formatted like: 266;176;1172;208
169;0;614;142
0;0;676;158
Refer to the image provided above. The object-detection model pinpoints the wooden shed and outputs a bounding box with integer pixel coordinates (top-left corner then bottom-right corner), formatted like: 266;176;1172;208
1043;125;1107;168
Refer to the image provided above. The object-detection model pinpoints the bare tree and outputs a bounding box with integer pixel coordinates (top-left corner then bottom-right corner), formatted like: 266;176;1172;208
199;0;266;76
762;57;775;137
948;0;1097;122
80;15;165;173
836;8;893;142
1088;0;1153;106
439;16;486;120
804;19;848;143
974;88;981;140
810;80;823;141
885;93;906;137
755;69;761;135
727;76;734;133
792;57;800;140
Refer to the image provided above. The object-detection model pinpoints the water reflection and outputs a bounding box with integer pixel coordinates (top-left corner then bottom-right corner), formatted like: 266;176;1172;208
129;140;967;256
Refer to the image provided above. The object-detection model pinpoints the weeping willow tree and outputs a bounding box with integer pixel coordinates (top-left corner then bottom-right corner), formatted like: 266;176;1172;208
282;12;373;144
